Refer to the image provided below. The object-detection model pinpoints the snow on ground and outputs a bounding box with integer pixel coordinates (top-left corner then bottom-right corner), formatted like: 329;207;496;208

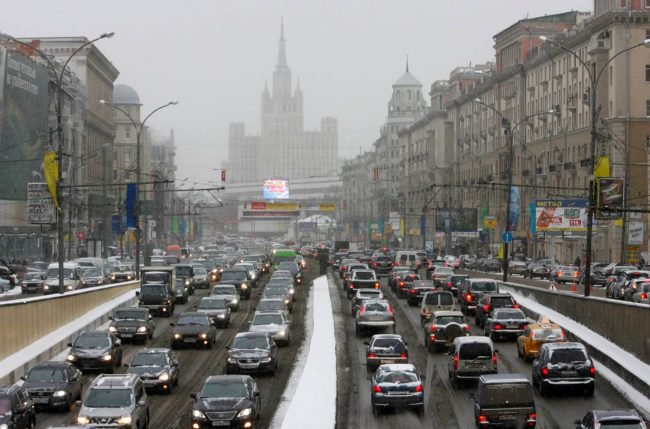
0;289;136;381
503;284;650;419
276;275;336;429
1;286;22;296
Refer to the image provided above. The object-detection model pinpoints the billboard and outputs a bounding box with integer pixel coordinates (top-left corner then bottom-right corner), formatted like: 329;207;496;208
26;182;55;224
435;208;478;232
535;199;588;232
0;48;50;200
596;177;624;219
262;179;290;199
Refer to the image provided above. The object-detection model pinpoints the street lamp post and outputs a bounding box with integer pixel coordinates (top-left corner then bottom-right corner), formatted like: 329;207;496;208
100;99;178;279
1;32;114;293
539;35;650;296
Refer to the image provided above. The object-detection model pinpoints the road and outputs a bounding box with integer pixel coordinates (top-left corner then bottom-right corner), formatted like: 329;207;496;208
332;271;636;429
34;262;319;429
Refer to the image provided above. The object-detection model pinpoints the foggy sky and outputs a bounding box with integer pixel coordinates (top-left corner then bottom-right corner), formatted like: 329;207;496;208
3;0;591;188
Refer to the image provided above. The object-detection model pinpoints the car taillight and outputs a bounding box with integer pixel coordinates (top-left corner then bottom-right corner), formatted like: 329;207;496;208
573;271;579;278
589;366;596;376
446;281;452;288
464;325;470;332
374;262;378;267
372;385;382;393
494;324;503;330
359;307;365;317
492;353;497;366
399;282;405;288
466;294;472;302
453;353;459;369
374;282;379;288
368;353;376;359
410;289;417;294
541;367;549;377
400;353;408;359
641;293;647;300
527;413;537;422
478;415;488;424
433;274;439;279
430;325;436;332
483;304;489;312
519;324;527;330
558;271;563;277
513;304;519;309
389;262;394;267
388;306;394;315
414;384;423;392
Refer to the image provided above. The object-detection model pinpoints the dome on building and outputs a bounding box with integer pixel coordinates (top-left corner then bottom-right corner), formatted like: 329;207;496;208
393;70;422;87
113;84;141;105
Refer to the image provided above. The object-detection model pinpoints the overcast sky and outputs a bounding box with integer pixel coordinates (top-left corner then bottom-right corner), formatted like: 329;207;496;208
4;0;591;187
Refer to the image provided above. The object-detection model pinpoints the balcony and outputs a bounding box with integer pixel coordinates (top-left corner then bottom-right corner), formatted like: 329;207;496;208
536;167;545;176
564;162;576;171
580;158;591;168
522;169;530;177
549;164;558;173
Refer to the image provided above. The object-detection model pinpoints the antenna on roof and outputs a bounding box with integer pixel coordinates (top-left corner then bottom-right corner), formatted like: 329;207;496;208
406;54;409;72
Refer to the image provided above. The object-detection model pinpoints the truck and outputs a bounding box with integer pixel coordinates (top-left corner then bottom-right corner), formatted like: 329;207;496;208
137;266;177;317
334;240;350;252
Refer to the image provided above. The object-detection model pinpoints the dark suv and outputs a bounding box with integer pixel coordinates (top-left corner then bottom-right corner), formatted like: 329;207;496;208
532;342;595;397
474;373;536;428
459;278;499;314
0;384;36;429
218;269;250;299
191;375;261;428
22;361;82;411
372;255;394;276
109;307;156;343
67;331;123;372
475;293;518;328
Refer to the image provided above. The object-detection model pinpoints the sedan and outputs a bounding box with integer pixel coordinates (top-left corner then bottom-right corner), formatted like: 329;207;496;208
124;348;179;394
406;280;436;307
66;331;123;372
631;281;650;304
371;364;424;415
196;297;231;328
210;284;240;311
190;375;261;429
484;308;528;341
170;312;217;349
256;298;291;318
355;299;395;337
249;310;292;346
550;265;580;284
22;361;82;410
364;334;409;370
108;307;155;343
226;332;279;375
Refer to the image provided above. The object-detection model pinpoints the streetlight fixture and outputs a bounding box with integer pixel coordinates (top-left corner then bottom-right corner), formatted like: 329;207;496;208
474;98;559;283
0;31;114;293
539;35;650;296
100;99;178;279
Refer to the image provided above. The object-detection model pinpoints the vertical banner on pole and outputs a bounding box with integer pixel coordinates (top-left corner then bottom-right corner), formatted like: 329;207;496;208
125;184;137;228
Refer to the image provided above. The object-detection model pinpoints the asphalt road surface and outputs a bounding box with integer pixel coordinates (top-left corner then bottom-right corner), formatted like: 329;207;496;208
34;262;319;429
332;271;636;429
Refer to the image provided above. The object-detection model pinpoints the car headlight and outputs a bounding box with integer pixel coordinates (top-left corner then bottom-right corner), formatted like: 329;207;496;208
231;299;238;304
53;390;67;397
174;333;182;339
126;275;132;280
217;314;226;318
237;407;252;418
284;299;290;304
277;330;286;337
158;372;170;381
137;326;147;333
192;409;206;419
77;416;90;425
261;356;272;363
240;283;248;289
66;285;73;290
108;326;117;332
116;416;132;425
227;357;237;363
101;354;112;361
67;354;76;361
0;424;8;429
289;288;295;294
111;275;116;280
43;285;49;290
185;280;190;286
199;333;208;339
251;274;256;280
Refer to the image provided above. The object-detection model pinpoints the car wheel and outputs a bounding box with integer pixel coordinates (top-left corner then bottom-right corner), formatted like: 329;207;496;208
416;404;424;416
355;325;361;337
539;381;548;397
585;383;594;397
372;404;380;416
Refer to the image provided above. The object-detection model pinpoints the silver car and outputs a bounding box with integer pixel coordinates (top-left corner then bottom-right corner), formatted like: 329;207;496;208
210;284;240;312
248;310;292;346
256;298;291;318
354;299;395;337
262;286;294;312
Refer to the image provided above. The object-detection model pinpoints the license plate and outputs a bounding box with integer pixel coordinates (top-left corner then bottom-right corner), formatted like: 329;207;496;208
561;371;577;376
121;334;133;338
380;359;394;364
184;338;197;343
387;391;409;396
499;414;516;421
212;421;230;427
506;324;518;329
33;397;49;404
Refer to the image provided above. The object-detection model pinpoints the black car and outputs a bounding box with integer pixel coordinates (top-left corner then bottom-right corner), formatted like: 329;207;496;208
22;361;82;411
372;255;394;276
532;342;595;397
474;374;536;428
170;312;217;349
175;278;189;304
124;348;180;394
108;307;156;343
524;261;552;279
219;269;250;299
66;331;123;372
226;332;279;375
475;293;518;328
406;280;436;307
364;334;409;370
483;308;528;341
79;267;106;288
191;375;261;428
20;271;45;294
0;384;36;429
196;297;231;328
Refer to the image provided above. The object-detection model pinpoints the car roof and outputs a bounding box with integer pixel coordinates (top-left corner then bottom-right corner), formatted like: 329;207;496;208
79;331;110;337
433;310;464;317
116;307;148;312
467;278;497;283
370;334;403;341
235;331;270;338
479;373;529;384
454;336;493;345
376;363;417;373
31;361;74;369
132;348;171;354
542;341;585;350
90;373;138;388
178;312;209;317
487;293;513;298
205;374;251;384
591;409;643;421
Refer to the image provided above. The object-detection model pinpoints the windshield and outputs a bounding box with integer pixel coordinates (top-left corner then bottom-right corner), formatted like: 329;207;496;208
220;271;247;281
252;314;284;325
232;336;269;349
84;388;132;408
199;299;227;309
490;296;514;307
549;348;587;364
177;315;209;326
355;271;375;280
114;310;147;321
435;316;465;325
142;272;169;283
458;343;492;359
47;268;75;279
372;338;405;351
479;384;533;407
425;293;453;306
27;367;67;382
24;272;43;280
212;287;236;295
141;285;167;296
257;301;285;311
74;335;110;349
272;271;292;278
364;302;388;312
82;268;102;277
175;266;192;277
470;282;498;292
377;371;418;384
495;310;525;320
130;352;168;367
200;381;248;398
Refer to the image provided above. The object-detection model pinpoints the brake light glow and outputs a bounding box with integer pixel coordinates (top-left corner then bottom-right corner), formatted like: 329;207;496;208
527;413;537;422
641;293;647;300
589;366;596;376
520;324;527;330
410;289;417;294
446;281;452;288
558;271;563;277
466;294;472;302
373;262;378;268
388;306;394;315
414;384;423;392
399;282;405;288
429;334;436;341
541;367;549;377
464;325;470;332
483;304;489;312
368;353;376;359
372;385;382;393
492;353;497;366
359;307;365;317
389;262;394;267
478;415;487;423
453;353;459;369
374;282;380;289
513;304;519;309
400;353;408;359
494;324;503;330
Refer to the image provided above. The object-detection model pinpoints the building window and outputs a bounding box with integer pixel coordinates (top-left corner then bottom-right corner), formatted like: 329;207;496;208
646;65;650;81
126;127;131;139
646;100;650;116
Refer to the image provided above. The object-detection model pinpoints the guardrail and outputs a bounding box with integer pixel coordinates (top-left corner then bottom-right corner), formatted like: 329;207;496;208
0;282;139;362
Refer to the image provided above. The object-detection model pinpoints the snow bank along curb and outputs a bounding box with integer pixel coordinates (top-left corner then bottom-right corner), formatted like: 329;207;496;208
278;275;336;429
0;289;137;384
503;284;650;418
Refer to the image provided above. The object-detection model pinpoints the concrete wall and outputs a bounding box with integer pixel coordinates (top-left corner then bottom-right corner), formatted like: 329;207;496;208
0;282;139;362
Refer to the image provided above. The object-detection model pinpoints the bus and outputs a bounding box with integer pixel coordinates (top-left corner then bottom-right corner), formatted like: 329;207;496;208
272;249;297;270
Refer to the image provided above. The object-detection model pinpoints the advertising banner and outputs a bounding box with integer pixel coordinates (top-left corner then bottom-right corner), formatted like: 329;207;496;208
483;216;497;230
628;221;644;245
262;179;290;199
509;186;520;231
0;49;50;200
596;177;624;219
535;199;588;232
26;182;56;224
435;208;478;232
319;203;336;211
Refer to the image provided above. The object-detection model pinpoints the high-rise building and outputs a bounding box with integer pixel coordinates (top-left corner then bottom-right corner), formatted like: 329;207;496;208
226;23;338;185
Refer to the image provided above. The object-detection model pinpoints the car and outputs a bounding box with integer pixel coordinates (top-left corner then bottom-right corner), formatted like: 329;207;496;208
621;277;650;301
406;280;436;306
249;310;292;346
387;266;412;289
218;268;251;299
226;332;279;375
459;278;499;314
395;251;422;271
523;260;555;279
354;299;395;337
256;297;291;318
370;364;424;415
419;290;455;325
431;267;454;287
262;286;294;312
423;310;470;352
447;336;497;386
170;312;217;349
532;342;595;397
443;274;468;296
631;280;650;304
67;331;123;372
0;384;36;429
21;361;82;411
20;270;45;294
364;334;409;370
508;258;529;276
475;292;518;328
396;272;421;298
196;297;231;328
351;288;384;316
517;322;567;362
574;409;647;429
190;375;261;429
173;263;197;294
483;307;528;341
124;348;180;394
193;265;210;289
474;374;537;428
483;258;502;272
109;307;156;343
110;265;136;283
43;262;83;293
174;278;189;304
346;269;379;298
277;261;302;285
371;255;394;276
550;265;581;284
234;262;260;287
338;258;360;277
607;270;650;300
80;267;106;288
76;373;149;428
211;284;240;311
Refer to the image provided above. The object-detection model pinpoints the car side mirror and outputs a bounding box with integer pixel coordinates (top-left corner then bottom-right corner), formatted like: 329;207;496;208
20;375;26;381
247;321;252;325
135;291;140;296
67;342;73;347
138;399;146;406
115;340;121;346
170;323;175;327
254;391;260;397
108;316;113;320
149;316;153;320
75;400;82;407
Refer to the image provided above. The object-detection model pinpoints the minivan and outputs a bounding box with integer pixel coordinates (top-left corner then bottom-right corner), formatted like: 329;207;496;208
43;262;82;294
448;336;497;386
395;251;421;271
420;290;455;325
474;373;536;428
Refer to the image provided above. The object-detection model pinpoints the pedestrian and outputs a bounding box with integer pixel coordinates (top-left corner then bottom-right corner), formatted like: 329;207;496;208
574;256;581;268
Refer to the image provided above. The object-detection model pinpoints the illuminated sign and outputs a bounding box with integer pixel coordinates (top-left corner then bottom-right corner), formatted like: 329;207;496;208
263;179;290;199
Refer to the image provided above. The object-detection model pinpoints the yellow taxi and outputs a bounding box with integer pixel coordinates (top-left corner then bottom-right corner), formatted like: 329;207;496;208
516;322;567;361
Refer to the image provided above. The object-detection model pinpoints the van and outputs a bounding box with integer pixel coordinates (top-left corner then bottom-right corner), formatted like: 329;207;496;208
420;291;455;325
459;278;500;314
43;262;82;294
474;373;536;428
395;251;421;271
448;336;497;386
